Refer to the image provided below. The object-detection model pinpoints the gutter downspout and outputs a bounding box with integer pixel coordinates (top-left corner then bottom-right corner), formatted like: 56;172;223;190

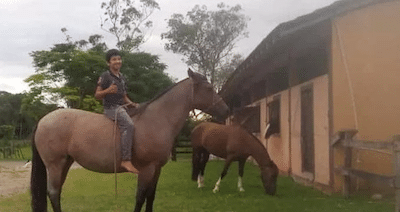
288;87;292;176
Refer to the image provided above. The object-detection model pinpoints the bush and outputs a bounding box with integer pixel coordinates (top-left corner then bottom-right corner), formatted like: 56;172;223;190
0;125;15;141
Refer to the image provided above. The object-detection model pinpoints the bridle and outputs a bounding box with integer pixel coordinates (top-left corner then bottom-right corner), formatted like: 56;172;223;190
190;79;224;115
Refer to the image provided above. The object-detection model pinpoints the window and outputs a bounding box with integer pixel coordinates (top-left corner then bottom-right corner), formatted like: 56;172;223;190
265;97;280;138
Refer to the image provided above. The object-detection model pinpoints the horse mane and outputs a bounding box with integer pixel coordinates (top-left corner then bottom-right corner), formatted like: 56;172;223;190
245;129;266;148
129;78;190;117
240;126;274;165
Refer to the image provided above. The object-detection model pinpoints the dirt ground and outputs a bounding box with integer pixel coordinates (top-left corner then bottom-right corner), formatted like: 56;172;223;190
0;161;31;197
0;161;81;197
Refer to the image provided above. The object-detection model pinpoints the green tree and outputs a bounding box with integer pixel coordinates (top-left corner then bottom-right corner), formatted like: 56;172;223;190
120;51;173;102
0;92;22;127
0;92;21;139
162;3;249;87
214;54;244;91
0;125;14;146
101;0;160;52
0;92;45;139
26;40;107;111
25;30;173;113
20;90;59;122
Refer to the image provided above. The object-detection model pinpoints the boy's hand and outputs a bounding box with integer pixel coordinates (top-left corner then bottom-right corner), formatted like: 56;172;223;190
127;102;139;108
107;83;118;94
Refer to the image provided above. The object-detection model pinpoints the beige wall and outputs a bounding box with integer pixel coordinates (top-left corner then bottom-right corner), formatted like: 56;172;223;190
332;1;400;140
313;76;330;185
331;1;400;191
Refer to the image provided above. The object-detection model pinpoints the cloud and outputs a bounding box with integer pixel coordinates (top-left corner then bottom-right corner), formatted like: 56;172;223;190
0;77;29;94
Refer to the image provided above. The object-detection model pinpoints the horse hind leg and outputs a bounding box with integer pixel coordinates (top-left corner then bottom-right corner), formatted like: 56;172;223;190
191;147;201;181
47;157;74;212
197;149;209;188
237;159;246;192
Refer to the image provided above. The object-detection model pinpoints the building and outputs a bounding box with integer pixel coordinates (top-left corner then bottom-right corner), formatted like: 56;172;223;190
220;0;400;193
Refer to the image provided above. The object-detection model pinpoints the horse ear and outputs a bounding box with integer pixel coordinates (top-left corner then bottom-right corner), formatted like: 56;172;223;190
188;69;200;84
188;68;194;78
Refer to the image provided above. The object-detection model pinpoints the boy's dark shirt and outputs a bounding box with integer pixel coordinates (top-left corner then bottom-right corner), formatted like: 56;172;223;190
97;71;128;109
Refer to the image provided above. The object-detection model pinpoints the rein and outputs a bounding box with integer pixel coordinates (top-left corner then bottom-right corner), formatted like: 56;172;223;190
112;103;132;198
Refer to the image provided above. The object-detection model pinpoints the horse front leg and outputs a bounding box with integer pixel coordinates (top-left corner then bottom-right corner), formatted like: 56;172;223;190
237;158;246;192
134;164;161;212
144;167;161;212
213;157;234;193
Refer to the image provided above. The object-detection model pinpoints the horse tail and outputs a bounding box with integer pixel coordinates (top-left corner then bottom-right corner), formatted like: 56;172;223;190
30;125;48;212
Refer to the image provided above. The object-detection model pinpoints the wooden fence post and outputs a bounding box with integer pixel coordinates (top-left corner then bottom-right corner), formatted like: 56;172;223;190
393;135;400;212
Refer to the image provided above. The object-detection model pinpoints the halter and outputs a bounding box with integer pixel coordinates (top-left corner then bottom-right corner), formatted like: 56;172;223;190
201;96;224;115
190;79;224;115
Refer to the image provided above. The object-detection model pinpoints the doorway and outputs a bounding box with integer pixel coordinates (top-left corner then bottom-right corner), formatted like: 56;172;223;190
301;86;314;174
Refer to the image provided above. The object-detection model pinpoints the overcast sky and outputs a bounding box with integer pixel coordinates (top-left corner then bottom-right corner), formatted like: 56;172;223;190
0;0;338;94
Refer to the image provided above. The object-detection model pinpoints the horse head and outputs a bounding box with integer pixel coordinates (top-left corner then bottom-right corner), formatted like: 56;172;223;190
188;69;229;119
260;162;279;195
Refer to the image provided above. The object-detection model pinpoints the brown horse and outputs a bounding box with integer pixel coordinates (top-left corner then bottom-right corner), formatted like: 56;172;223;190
191;122;278;195
30;69;229;212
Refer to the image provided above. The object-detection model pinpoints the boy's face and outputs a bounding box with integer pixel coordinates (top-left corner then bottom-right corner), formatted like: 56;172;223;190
107;55;122;71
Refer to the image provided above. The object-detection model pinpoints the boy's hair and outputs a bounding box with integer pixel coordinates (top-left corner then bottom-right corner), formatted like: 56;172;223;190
105;49;121;62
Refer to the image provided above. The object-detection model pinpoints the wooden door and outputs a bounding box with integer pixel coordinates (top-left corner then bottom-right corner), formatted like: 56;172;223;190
301;86;314;174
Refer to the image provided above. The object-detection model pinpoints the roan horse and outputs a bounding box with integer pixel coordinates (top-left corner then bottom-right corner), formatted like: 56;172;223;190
30;69;229;212
191;122;279;195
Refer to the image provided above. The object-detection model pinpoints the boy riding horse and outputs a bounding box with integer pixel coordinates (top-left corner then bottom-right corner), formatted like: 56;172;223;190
94;49;138;174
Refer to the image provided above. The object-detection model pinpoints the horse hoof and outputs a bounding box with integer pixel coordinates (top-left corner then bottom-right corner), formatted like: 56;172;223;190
239;188;245;192
213;188;219;193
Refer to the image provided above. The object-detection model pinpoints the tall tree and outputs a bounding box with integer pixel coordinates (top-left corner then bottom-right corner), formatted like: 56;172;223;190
101;0;160;52
120;51;173;102
214;54;244;91
26;37;107;111
162;3;249;87
25;29;173;113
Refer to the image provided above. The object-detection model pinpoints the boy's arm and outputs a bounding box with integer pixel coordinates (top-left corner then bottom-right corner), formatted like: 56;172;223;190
95;82;117;100
124;94;139;107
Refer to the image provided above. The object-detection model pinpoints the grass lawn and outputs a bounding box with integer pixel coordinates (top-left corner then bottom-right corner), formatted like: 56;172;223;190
0;156;394;212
